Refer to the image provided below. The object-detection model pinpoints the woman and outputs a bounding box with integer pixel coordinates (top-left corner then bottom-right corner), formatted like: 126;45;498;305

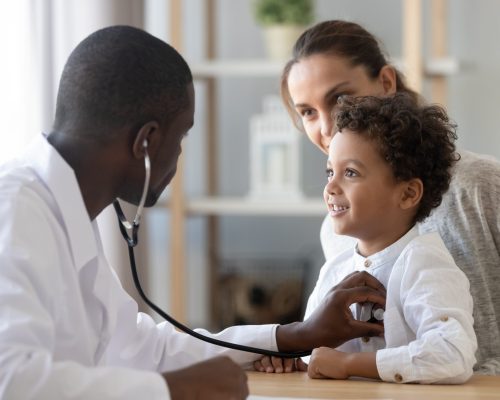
255;20;500;375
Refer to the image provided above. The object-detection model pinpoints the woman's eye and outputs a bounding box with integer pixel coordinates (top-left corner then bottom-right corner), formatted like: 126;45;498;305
300;108;315;119
327;92;345;107
344;168;357;177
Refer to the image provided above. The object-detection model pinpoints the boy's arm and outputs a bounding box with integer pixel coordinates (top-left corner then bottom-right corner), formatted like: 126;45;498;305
376;239;476;384
308;348;379;380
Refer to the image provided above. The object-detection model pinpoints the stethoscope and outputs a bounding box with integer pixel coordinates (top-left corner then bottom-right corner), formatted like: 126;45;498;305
113;140;310;358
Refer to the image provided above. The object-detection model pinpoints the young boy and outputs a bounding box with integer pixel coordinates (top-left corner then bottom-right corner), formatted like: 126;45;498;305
256;94;477;384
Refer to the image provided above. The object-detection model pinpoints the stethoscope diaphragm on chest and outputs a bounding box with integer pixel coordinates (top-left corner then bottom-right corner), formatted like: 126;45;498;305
357;302;385;323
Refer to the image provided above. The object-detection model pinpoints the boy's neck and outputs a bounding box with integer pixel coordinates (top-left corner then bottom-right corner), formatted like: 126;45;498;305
356;225;416;257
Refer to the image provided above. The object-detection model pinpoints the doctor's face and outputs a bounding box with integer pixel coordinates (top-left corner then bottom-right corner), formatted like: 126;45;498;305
146;83;195;206
287;54;395;154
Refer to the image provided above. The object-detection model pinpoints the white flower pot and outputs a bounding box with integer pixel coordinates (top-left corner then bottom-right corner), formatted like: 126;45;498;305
262;24;306;61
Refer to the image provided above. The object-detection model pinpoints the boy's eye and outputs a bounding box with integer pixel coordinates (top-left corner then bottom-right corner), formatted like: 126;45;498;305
325;168;334;179
345;168;357;177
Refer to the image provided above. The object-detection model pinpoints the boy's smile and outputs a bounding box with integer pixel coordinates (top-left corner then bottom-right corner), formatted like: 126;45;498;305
326;195;350;216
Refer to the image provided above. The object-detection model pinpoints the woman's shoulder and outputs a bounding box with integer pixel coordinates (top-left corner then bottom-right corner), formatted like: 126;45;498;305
443;149;500;209
453;150;500;183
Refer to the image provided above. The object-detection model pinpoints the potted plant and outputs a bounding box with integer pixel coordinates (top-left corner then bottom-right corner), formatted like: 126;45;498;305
253;0;314;60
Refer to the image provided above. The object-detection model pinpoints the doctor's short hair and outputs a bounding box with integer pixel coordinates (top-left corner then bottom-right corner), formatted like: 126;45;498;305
335;93;459;224
53;25;192;140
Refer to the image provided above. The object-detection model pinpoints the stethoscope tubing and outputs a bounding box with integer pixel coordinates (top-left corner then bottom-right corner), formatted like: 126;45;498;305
123;234;310;358
112;149;311;359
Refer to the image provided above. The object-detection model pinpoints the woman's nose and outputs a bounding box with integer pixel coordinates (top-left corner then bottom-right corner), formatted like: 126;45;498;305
320;114;334;138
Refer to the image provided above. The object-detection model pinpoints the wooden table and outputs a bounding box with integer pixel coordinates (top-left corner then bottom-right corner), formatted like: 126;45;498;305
247;371;500;399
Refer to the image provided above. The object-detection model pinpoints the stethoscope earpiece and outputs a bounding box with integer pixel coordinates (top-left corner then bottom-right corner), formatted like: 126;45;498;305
114;138;151;245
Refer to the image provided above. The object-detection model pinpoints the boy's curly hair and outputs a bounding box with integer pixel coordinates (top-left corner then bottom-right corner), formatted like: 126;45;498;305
335;93;459;223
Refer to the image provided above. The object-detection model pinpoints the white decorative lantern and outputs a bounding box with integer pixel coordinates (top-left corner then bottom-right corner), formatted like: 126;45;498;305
248;95;303;200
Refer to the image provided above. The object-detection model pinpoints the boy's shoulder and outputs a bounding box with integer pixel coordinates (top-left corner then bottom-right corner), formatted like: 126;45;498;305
386;231;466;295
398;231;457;271
402;231;448;253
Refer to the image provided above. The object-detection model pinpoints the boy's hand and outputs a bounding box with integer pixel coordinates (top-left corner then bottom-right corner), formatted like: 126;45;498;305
308;347;379;380
308;347;349;379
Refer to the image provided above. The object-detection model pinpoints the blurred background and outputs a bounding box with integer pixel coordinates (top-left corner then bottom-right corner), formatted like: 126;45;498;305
1;0;499;330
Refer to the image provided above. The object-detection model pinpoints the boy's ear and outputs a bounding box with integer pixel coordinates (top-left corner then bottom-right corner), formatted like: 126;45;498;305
400;178;423;210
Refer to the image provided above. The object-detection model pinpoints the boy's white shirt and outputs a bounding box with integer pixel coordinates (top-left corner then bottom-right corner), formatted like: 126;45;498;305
304;226;477;384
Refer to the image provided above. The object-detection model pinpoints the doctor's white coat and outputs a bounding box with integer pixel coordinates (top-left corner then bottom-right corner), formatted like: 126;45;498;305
0;134;278;399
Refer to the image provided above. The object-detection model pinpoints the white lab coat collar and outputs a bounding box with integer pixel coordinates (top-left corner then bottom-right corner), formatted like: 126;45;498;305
24;133;98;270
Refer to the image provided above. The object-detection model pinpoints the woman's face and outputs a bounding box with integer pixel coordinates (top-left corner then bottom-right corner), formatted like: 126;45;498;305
287;53;396;154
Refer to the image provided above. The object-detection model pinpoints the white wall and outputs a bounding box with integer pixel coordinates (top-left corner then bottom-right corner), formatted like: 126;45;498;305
5;0;494;328
4;0;495;328
163;0;500;327
447;0;500;157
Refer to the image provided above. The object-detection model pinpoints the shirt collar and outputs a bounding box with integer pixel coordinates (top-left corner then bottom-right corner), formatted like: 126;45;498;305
353;226;419;271
23;133;97;270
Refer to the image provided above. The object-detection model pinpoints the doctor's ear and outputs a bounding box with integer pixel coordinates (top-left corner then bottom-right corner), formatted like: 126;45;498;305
132;121;158;159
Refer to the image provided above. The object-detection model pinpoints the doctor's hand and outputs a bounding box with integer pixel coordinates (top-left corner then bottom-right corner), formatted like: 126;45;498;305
163;356;248;400
276;271;386;352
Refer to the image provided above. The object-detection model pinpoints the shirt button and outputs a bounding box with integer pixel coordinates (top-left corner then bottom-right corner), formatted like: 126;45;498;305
440;316;449;322
361;336;370;343
364;259;372;268
394;373;403;383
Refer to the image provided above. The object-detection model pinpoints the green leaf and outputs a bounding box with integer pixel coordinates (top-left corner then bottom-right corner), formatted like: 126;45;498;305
253;0;314;26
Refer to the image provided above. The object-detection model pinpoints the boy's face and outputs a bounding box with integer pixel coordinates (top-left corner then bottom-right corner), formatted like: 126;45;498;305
324;130;409;254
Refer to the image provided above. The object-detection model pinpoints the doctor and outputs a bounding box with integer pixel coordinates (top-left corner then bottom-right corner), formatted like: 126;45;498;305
0;26;385;399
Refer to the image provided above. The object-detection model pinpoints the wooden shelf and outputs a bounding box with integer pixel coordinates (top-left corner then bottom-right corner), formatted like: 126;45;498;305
190;57;459;79
191;59;286;78
392;56;459;76
161;196;326;216
425;57;459;75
